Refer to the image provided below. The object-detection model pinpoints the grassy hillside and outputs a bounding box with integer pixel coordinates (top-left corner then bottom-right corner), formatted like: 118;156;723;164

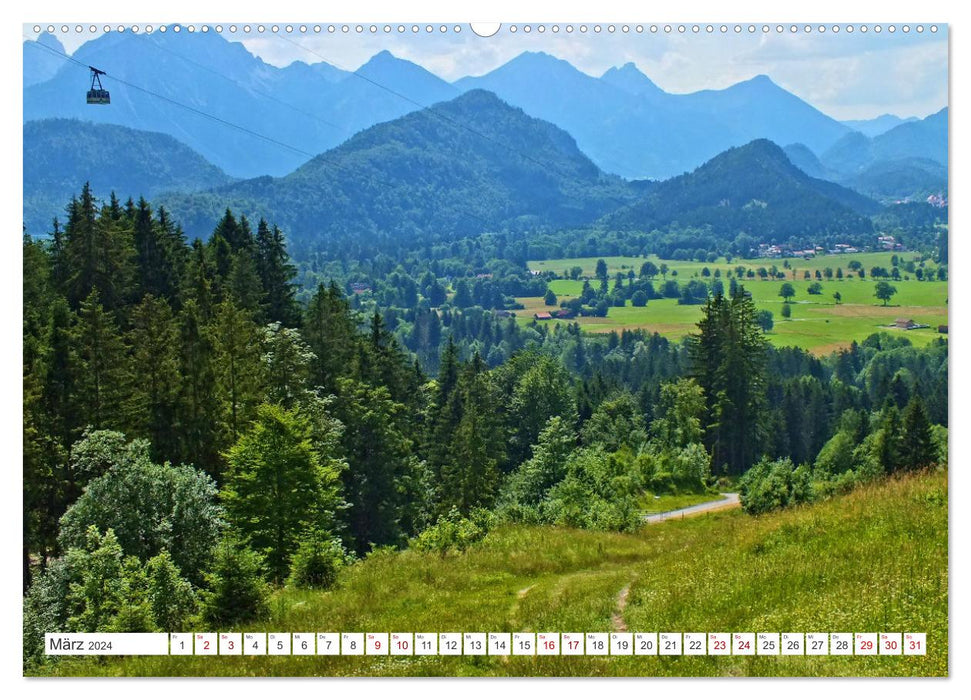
44;470;947;677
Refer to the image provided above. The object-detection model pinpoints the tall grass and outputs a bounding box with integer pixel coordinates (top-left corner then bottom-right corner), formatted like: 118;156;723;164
42;470;947;677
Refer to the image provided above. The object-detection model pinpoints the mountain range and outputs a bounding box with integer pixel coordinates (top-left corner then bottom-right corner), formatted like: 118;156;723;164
154;90;636;253
841;114;919;138
23;32;457;178
785;108;948;201
23;30;946;184
24;118;233;235
23;90;880;258
23;31;945;251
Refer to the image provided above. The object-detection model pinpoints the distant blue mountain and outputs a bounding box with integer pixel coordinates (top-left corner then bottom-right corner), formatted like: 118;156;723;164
783;143;838;181
842;114;917;138
600;62;665;98
23;30;456;178
23;33;66;87
23;34;947;188
455;52;853;179
822;108;948;175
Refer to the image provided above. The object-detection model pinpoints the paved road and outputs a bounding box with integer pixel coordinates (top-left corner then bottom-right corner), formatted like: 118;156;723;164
643;493;741;523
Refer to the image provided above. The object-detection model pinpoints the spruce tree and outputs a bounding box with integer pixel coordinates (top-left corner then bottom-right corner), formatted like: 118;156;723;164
303;282;357;394
211;301;264;442
876;403;904;474
440;353;505;514
256;220;300;326
689;288;768;474
176;300;222;474
900;396;936;470
334;378;421;553
128;295;182;462
71;290;129;431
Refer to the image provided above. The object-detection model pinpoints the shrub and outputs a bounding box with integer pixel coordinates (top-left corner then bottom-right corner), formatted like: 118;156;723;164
287;531;349;589
411;507;489;557
68;429;150;484
22;526;201;668
739;458;814;515
539;448;643;532
814;430;857;477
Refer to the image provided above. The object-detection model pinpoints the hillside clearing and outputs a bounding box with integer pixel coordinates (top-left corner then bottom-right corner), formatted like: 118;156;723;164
44;470;947;677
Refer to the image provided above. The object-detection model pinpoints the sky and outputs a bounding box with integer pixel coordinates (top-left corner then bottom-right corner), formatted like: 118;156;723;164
30;22;948;121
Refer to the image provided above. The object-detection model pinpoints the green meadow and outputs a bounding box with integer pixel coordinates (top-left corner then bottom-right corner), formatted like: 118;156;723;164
520;254;947;354
43;470;947;677
528;252;939;279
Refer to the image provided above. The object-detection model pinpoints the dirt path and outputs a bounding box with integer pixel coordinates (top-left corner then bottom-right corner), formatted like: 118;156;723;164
612;583;631;631
643;493;741;524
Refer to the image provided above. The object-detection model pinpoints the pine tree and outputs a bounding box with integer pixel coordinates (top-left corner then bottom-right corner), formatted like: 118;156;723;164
226;252;265;314
256;220;300;326
876;403;904;474
334;378;421;553
303;282;357;394
900;396;937;470
183;239;215;318
71;290;129;431
452;279;473;308
62;185;135;312
440;354;505;514
128;295;181;462
211;209;251;253
133;197;181;303
211;301;264;442
689;288;768;474
176;300;222;474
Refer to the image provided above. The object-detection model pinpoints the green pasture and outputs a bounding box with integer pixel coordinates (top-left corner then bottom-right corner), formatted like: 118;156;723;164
521;263;947;354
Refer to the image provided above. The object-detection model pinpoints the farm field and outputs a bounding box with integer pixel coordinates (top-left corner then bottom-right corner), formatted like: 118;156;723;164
528;252;941;280
519;254;947;354
43;470;947;677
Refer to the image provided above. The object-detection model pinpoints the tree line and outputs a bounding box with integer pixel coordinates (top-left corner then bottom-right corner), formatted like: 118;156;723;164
24;188;947;668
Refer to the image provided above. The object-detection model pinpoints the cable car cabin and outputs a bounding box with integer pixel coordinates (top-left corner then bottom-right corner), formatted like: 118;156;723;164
86;88;110;105
87;67;110;105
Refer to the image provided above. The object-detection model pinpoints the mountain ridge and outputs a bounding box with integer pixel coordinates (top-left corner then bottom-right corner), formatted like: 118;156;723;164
23;118;234;235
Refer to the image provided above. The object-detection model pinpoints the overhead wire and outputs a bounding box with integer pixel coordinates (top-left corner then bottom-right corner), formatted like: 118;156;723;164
24;31;608;233
143;33;345;134
273;33;590;179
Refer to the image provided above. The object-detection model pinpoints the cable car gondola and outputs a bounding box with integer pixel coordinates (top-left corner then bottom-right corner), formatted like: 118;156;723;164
86;67;110;105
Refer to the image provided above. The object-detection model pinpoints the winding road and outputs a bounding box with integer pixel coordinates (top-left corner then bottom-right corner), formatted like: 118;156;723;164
643;493;741;523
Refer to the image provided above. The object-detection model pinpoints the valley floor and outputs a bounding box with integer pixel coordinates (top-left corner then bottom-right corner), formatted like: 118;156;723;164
519;253;946;354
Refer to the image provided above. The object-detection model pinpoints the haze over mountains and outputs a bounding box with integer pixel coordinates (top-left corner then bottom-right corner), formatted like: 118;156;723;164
155;90;636;251
25;30;945;179
24;90;879;261
22;29;947;244
785;108;948;201
23;32;457;178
